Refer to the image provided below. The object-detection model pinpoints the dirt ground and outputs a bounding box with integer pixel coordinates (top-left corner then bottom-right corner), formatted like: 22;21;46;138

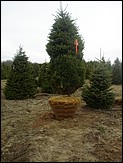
1;80;122;162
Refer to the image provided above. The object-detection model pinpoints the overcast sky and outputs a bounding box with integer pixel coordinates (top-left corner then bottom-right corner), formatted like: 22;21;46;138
1;1;122;64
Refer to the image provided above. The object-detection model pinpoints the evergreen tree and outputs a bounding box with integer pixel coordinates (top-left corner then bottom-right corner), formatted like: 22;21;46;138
1;62;7;79
85;57;113;80
32;62;40;79
50;55;85;95
112;58;122;84
105;59;112;72
44;7;85;95
4;46;37;100
85;61;98;80
38;62;54;93
1;61;12;79
46;8;84;60
82;63;115;109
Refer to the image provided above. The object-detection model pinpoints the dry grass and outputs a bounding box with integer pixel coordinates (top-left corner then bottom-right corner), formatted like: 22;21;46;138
111;84;122;98
111;85;122;105
1;80;122;162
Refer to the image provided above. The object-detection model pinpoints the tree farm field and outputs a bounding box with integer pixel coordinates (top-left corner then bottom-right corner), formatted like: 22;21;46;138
1;80;122;162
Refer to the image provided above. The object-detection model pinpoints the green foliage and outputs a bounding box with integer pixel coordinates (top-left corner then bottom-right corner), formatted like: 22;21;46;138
30;62;40;87
38;56;85;95
46;8;84;60
1;62;7;79
43;8;85;95
1;60;12;79
50;55;85;95
82;64;115;109
38;63;54;93
112;58;122;84
32;62;40;78
85;57;113;80
85;61;100;80
4;46;37;100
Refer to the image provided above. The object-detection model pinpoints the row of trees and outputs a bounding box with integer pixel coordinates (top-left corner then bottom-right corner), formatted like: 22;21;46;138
1;57;122;85
85;57;122;85
2;7;121;111
2;46;116;110
1;60;40;80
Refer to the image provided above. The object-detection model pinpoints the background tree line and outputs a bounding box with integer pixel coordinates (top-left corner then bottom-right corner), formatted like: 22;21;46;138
1;57;122;85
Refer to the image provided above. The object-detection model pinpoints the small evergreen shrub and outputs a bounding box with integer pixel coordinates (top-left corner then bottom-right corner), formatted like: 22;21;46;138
82;64;115;109
4;46;37;100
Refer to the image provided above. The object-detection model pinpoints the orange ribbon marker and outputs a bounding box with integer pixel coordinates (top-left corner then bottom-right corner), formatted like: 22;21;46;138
74;39;78;54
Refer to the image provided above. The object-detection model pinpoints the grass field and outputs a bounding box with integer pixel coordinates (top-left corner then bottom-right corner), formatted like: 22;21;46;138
1;80;122;162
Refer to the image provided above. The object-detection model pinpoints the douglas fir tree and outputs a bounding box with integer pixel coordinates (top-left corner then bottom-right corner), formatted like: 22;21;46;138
82;63;115;109
45;6;85;95
46;7;84;60
47;5;85;119
4;46;37;100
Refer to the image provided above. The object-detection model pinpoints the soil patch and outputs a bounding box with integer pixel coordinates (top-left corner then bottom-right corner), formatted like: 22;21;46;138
1;81;122;162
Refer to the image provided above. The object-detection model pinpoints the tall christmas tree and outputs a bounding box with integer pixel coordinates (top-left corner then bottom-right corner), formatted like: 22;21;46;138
46;6;84;60
4;46;37;100
44;6;85;95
